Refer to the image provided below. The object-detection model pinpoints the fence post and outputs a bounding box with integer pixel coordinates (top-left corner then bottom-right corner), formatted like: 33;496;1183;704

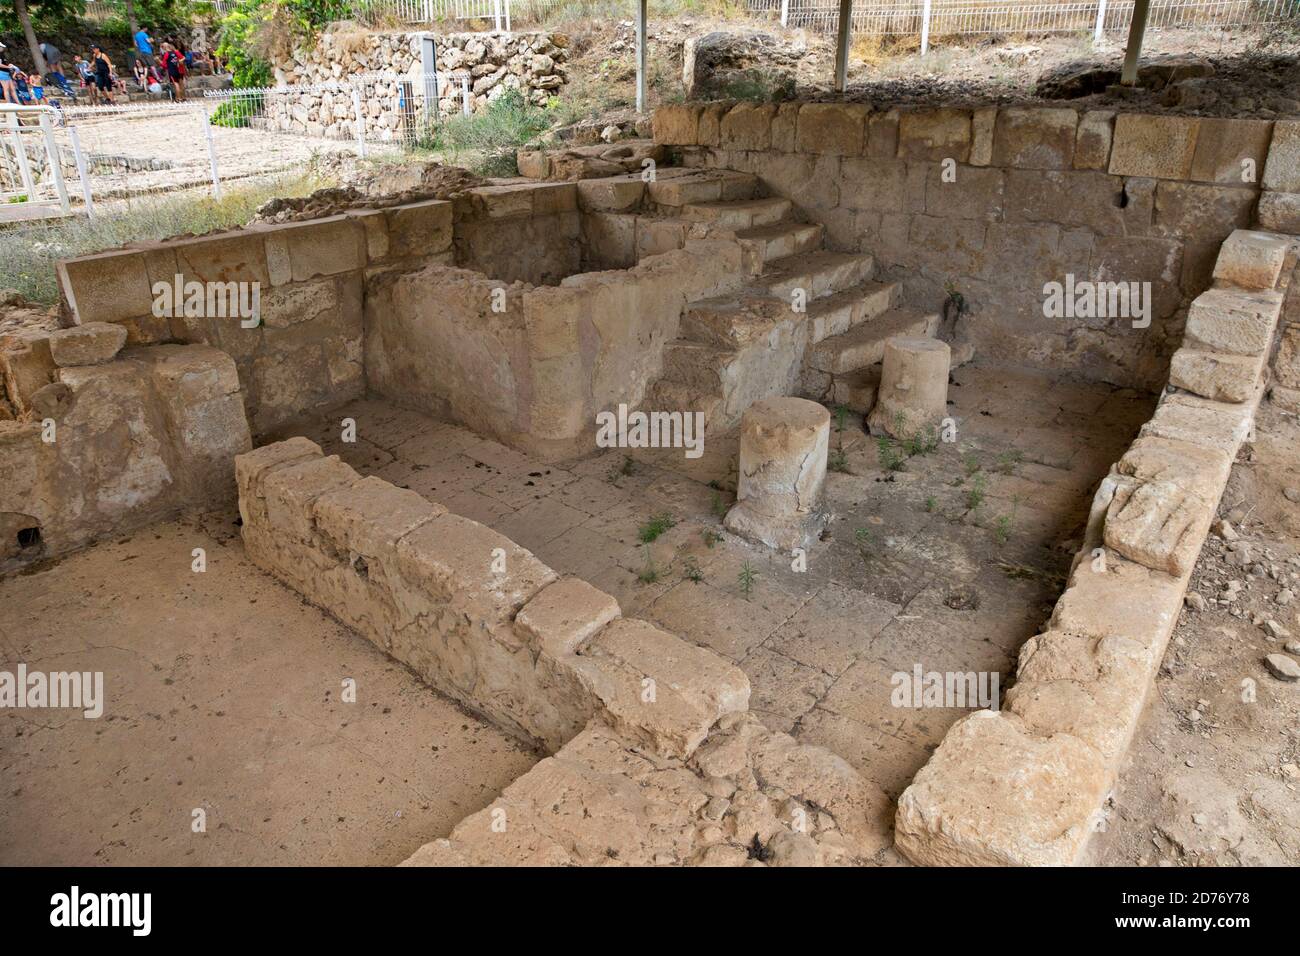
461;76;472;116
1093;0;1108;43
921;0;932;56
493;0;502;31
67;124;95;217
635;0;647;114
780;0;789;28
37;112;71;214
352;88;368;158
202;106;223;198
6;113;37;200
505;0;512;33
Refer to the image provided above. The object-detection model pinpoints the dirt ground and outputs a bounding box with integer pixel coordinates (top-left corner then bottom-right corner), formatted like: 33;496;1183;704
1087;401;1300;866
0;516;537;866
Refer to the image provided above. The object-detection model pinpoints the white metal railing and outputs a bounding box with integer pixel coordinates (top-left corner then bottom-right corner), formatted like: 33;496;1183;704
80;0;236;20
747;0;1295;35
0;105;95;222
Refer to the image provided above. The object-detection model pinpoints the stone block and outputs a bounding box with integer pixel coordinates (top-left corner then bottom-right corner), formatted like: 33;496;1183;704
234;437;323;511
174;230;272;287
581;212;637;268
57;249;153;325
1189;117;1272;185
1153;181;1256;243
313;474;445;560
1212;229;1291;290
1074;110;1114;170
720;102;776;151
47;322;126;368
346;209;390;262
262;453;360;545
384;199;453;256
1262;119;1300;192
0;331;55;414
925;164;1004;220
697;102;732;148
1183;286;1283;356
653;103;702;145
796;102;868;156
898;108;971;162
1169;347;1264;403
771;102;800;152
532;183;579;215
576;175;645;213
1109;113;1199;180
969;107;995;166
866;108;900;158
1139;391;1255;457
1258;191;1300;234
516;577;621;657
991;107;1077;169
895;710;1107;866
1103;476;1217;577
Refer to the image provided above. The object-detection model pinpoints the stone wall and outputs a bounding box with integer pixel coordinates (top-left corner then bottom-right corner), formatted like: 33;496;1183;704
893;229;1295;866
261;29;568;140
654;101;1284;390
0;338;251;573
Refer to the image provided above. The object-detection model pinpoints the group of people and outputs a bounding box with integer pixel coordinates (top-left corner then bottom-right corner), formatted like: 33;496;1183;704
0;27;226;110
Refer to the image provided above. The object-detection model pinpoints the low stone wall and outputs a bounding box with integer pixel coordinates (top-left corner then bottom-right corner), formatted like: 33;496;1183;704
236;437;749;755
654;101;1284;391
264;30;568;140
893;229;1295;866
55;202;452;436
0;340;251;573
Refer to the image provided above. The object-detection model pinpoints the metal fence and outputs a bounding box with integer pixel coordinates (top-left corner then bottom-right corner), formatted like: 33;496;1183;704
80;0;236;21
745;0;1295;36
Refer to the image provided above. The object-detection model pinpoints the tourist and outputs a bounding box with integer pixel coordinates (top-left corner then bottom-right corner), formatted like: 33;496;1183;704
134;25;156;70
161;42;187;102
0;43;19;106
73;54;96;104
39;40;74;95
90;45;115;106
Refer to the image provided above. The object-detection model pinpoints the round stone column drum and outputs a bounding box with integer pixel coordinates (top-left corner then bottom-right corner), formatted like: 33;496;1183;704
867;337;951;439
724;397;830;551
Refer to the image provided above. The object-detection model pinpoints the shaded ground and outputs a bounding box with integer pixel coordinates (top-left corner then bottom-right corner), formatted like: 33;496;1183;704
0;517;537;866
1088;401;1300;866
271;361;1151;854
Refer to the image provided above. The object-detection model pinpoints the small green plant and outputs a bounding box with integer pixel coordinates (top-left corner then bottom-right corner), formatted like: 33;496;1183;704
828;449;850;473
995;449;1024;475
966;473;988;512
834;404;851;434
994;515;1012;544
906;425;939;457
702;529;722;549
710;491;728;519
877;436;906;472
638;512;676;544
963;453;982;477
682;556;704;583
637;555;659;584
925;495;937;513
607;455;637;484
738;561;758;600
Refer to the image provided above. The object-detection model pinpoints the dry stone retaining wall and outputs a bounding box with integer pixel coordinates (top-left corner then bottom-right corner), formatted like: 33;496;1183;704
893;228;1296;866
654;101;1286;391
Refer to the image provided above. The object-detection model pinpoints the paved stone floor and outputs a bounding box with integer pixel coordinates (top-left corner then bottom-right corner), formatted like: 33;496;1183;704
275;361;1155;802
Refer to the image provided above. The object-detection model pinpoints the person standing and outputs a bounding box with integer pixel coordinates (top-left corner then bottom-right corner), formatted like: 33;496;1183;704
0;43;20;105
134;26;156;70
90;44;114;106
38;41;73;95
160;42;186;102
73;53;95;104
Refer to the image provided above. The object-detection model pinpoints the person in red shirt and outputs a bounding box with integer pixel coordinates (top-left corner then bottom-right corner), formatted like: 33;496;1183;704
160;41;186;102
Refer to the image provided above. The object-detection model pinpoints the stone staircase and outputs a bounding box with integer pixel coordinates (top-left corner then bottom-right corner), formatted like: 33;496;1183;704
642;172;940;434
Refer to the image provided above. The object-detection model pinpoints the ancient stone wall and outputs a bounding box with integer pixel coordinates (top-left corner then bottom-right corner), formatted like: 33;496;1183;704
0;338;251;573
893;229;1295;866
654;102;1283;391
261;29;568;141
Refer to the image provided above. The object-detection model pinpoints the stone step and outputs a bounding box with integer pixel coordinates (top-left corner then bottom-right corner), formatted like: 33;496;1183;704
681;197;793;230
662;339;735;392
757;250;875;301
806;280;904;344
647;170;759;207
644;379;724;425
679;295;794;348
736;221;824;269
832;366;882;415
807;308;941;375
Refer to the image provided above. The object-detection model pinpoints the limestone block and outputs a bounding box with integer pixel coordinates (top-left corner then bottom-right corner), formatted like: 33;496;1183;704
515;576;621;657
1116;435;1232;502
969;107;995;166
346;209;390;262
234;437;323;517
261;453;360;547
1103;478;1217;577
313;474;445;560
1212;229;1291;290
1258;191;1300;234
696;101;732;148
174;230;272;288
56;248;153;325
0;331;55;413
1262;119;1300;192
1052;549;1187;648
866;108;900;158
277;216;366;283
1189;117;1272;185
898;108;971;162
1074;110;1114;170
516;149;551;179
1276;325;1300;389
1139;391;1256;457
1183;286;1283;355
1153;181;1255;242
894;711;1107;866
1108;113;1200;180
720;102;776;151
47;322;127;367
532;183;578;215
1273;384;1300;412
580;212;637;269
383;199;452;256
576;175;645;213
653;103;702;145
867;336;950;438
1169;346;1264;403
725;397;830;551
991;107;1077;169
796;102;868;156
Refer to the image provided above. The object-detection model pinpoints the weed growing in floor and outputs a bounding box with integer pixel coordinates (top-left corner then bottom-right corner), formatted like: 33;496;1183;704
993;495;1022;545
738;561;758;600
710;491;728;519
905;425;939;457
853;527;874;559
963;453;982;478
702;528;722;548
415;89;552;176
607;455;637;484
682;556;704;583
966;473;987;512
877;435;907;472
637;551;659;584
828;449;850;473
925;495;937;513
638;512;676;544
994;449;1024;475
